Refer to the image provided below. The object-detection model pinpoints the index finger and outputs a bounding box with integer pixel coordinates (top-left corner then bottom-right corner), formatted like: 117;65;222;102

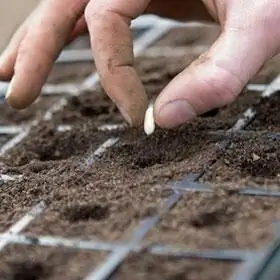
85;0;151;127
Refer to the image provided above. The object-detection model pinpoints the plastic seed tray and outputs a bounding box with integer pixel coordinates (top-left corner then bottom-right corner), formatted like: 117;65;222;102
0;16;280;280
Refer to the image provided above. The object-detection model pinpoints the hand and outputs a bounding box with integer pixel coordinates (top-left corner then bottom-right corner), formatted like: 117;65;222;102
0;0;211;125
1;1;280;129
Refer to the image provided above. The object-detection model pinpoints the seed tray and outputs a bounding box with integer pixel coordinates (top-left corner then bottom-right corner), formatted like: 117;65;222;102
0;17;280;280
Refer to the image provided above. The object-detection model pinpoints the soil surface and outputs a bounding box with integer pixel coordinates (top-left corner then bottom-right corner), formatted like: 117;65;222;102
0;245;106;280
247;92;280;131
0;121;111;232
20;126;222;241
202;134;280;186
0;96;59;125
51;89;124;126
114;254;238;280
146;190;280;250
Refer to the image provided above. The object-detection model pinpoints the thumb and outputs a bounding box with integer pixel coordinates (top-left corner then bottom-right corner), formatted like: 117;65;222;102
154;28;272;128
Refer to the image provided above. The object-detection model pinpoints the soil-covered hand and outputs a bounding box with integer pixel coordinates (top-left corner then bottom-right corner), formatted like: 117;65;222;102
1;1;280;128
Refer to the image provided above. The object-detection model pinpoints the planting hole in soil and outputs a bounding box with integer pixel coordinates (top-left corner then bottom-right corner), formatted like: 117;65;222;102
51;89;124;126
146;190;280;250
99;126;224;178
0;245;107;280
2;121;110;167
23;180;166;241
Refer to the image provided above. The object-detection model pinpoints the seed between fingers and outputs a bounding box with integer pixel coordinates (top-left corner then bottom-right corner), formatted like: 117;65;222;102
144;101;155;136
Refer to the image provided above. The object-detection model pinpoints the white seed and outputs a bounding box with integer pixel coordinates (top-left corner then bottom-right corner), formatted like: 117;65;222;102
144;102;155;135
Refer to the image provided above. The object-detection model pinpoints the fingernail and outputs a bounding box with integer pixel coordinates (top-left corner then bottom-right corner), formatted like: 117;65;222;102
158;100;196;128
117;105;132;126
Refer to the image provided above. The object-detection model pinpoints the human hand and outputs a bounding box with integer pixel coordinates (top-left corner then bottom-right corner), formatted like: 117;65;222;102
0;0;210;125
1;0;280;129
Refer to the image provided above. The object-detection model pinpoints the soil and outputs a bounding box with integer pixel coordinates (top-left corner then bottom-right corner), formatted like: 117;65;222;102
113;254;238;280
18;126;222;241
1;121;110;167
51;89;124;126
0;96;60;125
0;245;106;280
202;134;280;186
0;121;111;232
246;92;280;131
146;190;280;250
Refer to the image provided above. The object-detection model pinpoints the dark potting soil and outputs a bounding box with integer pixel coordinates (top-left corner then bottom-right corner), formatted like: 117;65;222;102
246;92;280;131
113;254;238;280
202;134;280;186
0;245;106;280
0;96;60;125
0;122;111;232
24;180;166;241
21;126;223;241
0;192;33;233
51;88;124;126
146;190;280;250
1;121;110;167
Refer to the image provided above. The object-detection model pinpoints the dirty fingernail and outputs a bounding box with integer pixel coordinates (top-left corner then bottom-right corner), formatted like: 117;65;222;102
158;100;196;128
